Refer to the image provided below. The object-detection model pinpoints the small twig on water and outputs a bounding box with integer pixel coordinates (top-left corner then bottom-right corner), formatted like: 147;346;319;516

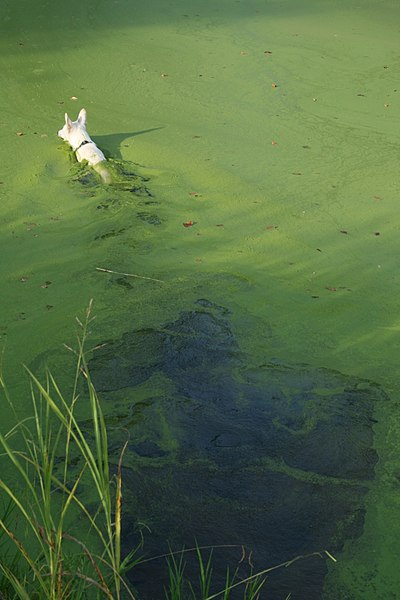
324;550;337;563
96;267;164;283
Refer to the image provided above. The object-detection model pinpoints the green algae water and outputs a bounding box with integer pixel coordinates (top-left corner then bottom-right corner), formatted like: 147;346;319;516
1;0;399;597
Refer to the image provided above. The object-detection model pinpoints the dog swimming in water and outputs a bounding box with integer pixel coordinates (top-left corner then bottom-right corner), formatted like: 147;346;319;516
58;108;111;183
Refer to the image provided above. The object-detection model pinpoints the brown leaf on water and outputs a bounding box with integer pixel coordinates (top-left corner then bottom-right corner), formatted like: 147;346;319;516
24;222;38;231
183;220;194;228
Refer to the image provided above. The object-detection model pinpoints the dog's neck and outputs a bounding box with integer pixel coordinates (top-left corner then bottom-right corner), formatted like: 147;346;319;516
72;134;94;152
75;139;93;152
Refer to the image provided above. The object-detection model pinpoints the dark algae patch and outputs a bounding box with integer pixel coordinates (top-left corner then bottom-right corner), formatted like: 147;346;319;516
89;301;384;599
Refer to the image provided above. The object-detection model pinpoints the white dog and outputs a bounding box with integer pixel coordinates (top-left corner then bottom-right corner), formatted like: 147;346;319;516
58;108;111;183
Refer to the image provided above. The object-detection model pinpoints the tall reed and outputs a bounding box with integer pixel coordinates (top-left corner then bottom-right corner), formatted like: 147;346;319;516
0;300;137;599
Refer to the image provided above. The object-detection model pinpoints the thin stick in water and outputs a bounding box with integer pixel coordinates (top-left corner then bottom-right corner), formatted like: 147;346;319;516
96;267;164;283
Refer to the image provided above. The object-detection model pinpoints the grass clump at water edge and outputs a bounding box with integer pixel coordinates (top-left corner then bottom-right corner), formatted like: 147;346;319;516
0;301;138;599
0;302;336;599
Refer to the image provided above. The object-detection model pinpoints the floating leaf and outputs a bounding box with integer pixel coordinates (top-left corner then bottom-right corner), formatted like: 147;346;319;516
183;221;194;228
24;222;38;231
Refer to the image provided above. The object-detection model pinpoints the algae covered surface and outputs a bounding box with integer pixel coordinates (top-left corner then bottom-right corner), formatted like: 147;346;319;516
0;0;400;597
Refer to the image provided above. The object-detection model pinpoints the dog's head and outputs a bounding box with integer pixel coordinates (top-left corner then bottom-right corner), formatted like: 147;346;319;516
58;108;88;148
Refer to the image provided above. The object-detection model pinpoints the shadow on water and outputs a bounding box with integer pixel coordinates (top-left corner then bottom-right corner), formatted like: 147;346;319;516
0;0;332;45
92;127;164;160
87;299;385;600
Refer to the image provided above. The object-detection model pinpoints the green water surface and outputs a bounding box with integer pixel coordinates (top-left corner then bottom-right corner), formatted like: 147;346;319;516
0;0;399;597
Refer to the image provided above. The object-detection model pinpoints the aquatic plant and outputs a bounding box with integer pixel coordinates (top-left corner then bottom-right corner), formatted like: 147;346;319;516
0;300;139;599
163;545;333;600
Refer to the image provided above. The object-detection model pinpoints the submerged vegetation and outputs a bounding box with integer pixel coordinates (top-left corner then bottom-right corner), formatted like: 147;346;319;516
0;303;334;599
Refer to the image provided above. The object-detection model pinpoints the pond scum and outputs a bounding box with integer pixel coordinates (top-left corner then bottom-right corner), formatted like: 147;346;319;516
0;302;335;599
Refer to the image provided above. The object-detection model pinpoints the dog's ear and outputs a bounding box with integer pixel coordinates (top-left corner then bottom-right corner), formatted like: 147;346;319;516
65;113;72;130
77;108;87;127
